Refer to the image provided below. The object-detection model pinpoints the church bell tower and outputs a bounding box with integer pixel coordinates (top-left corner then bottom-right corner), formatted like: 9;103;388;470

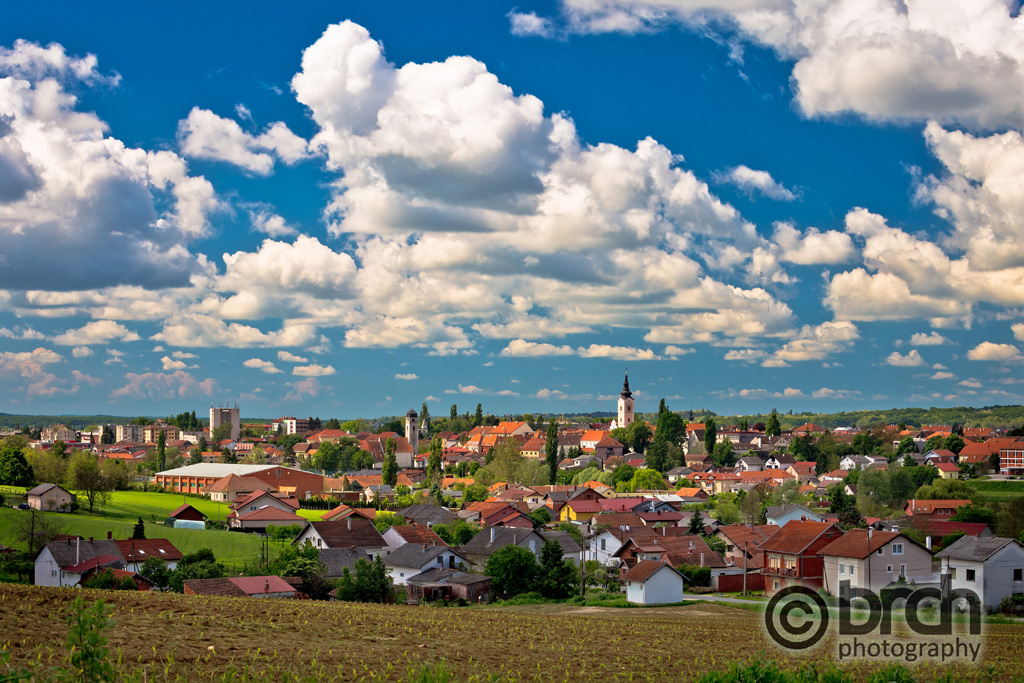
617;371;634;430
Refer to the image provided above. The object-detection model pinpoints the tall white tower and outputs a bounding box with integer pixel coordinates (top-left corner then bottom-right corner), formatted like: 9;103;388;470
617;372;634;430
405;409;419;453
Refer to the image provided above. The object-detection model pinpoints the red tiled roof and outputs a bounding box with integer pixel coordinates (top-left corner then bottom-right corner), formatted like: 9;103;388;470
759;521;841;555
622;560;678;583
566;500;603;513
234;507;304;522
906;499;971;515
819;530;904;559
390;523;446;546
229;575;296;595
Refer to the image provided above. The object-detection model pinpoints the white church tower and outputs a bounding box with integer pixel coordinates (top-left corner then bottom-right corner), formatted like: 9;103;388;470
615;371;634;430
405;409;419;453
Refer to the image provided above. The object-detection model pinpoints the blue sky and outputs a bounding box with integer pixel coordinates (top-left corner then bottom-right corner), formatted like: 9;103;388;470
1;0;1023;419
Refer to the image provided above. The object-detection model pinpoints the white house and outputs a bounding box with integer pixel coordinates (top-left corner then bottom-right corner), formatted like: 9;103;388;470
936;536;1024;609
293;519;387;557
34;538;124;588
820;529;934;600
381;523;446;551
622;560;684;605
383;544;468;585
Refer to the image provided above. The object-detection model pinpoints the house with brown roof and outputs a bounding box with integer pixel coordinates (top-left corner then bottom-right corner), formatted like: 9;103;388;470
382;523;446;551
184;575;298;599
792;423;827;436
293;518;387;556
612;535;725;573
759;520;843;595
786;461;818;482
34;538;124;588
820;529;933;599
623;561;684;605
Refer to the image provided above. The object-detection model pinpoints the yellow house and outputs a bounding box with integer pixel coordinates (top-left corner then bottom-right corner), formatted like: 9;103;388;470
934;462;961;480
559;500;603;524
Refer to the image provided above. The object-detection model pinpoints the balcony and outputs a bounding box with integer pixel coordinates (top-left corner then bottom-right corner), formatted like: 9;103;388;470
764;566;800;577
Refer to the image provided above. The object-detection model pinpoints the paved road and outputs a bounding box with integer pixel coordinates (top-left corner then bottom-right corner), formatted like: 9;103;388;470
682;593;765;605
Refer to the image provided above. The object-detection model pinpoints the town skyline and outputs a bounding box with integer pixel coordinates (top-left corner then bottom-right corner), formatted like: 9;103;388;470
3;2;1024;417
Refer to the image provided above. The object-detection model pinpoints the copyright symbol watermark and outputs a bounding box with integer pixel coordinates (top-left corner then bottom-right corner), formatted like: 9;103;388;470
764;586;830;651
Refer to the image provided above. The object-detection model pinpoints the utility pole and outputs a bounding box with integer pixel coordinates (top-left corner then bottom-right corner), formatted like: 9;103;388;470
742;540;748;596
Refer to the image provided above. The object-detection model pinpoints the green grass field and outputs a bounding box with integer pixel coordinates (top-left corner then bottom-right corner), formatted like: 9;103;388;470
296;508;325;521
970;479;1024;502
98;490;231;524
0;506;280;568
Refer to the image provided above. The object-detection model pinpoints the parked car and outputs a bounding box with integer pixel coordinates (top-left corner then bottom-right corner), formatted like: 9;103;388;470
17;503;30;510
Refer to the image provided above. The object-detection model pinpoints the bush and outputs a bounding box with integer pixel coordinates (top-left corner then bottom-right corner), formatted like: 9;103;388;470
678;564;711;588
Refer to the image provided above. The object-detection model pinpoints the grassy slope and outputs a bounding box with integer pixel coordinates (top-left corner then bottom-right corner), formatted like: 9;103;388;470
968;480;1024;502
0;507;278;567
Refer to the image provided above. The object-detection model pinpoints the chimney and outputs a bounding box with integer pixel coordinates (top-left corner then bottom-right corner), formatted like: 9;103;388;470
800;516;806;522
700;553;705;567
347;518;352;531
868;528;873;539
107;531;112;540
264;580;269;593
76;537;80;565
926;536;932;551
490;527;495;543
89;537;94;543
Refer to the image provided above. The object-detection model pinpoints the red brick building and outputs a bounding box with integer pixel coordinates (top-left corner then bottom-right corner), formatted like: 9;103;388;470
759;520;842;596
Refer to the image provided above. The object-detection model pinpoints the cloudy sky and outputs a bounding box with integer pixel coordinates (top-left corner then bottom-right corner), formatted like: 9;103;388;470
2;1;1024;419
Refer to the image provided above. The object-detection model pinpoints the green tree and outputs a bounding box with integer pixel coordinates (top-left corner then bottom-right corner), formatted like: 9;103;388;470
100;426;114;445
545;420;559;485
474;403;484;427
950;504;996;526
374;510;407;533
140;557;171;590
537;538;576;599
450;404;458;420
382;437;398;487
67;452;111;513
427;436;443;484
655;410;686;447
765;411;782;438
703;418;718;455
628;468;667;492
612;463;635;485
81;569;138;591
334;556;393;603
943;435;967;455
51;440;66;460
528;506;552;528
924;435;945;453
896;436;917;455
626;420;653;454
132;517;146;540
828;483;864;527
712;440;736;468
644;440;668;472
169;548;224;593
940;531;966;550
432;520;479;546
914;478;976;500
268;540;333;600
188;448;202;465
157;430;166;472
486;545;539;599
0;439;33;487
688;510;705;536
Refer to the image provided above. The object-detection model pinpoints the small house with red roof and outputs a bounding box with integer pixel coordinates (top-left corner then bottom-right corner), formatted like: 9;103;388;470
759;520;843;595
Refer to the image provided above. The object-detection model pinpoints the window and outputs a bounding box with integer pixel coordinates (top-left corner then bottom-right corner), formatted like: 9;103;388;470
951;568;957;580
848;564;854;575
773;580;780;590
600;539;606;551
892;543;904;556
887;565;892;573
966;569;976;582
900;564;906;577
840;565;845;575
1015;568;1023;582
877;548;884;556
